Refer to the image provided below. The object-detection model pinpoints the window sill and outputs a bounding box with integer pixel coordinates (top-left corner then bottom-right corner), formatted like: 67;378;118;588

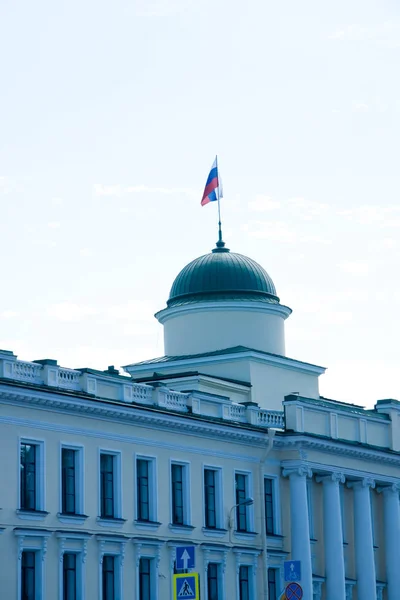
96;517;126;528
57;513;88;525
134;520;161;531
169;523;195;534
234;530;258;540
16;509;49;521
202;527;227;538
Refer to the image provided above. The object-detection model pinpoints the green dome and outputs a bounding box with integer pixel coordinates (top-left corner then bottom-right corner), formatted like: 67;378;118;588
167;245;279;307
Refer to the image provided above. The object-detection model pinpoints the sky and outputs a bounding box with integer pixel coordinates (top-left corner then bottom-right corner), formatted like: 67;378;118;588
1;0;400;408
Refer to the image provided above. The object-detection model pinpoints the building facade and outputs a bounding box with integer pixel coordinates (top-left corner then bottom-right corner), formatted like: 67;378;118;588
0;240;399;600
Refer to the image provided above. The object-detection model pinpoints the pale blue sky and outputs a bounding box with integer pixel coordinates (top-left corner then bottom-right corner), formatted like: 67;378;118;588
1;0;400;407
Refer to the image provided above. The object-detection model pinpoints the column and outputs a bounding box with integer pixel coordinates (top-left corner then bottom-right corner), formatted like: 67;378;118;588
282;466;313;600
316;473;346;600
348;478;376;600
378;484;400;600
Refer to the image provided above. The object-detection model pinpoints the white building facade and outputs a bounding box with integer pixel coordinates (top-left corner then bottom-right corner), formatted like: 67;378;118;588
0;240;399;600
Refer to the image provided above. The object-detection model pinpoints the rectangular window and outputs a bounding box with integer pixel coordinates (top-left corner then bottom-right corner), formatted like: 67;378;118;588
62;449;76;514
139;557;151;600
235;473;248;532
102;555;115;600
204;468;218;528
21;551;36;600
100;454;115;518
20;443;37;510
137;459;150;522
207;563;220;600
239;565;250;600
63;553;77;600
171;464;184;525
264;478;275;535
268;568;277;600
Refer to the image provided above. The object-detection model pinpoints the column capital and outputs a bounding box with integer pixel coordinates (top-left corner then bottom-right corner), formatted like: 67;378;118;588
377;482;400;495
347;477;375;490
316;472;345;484
282;465;312;479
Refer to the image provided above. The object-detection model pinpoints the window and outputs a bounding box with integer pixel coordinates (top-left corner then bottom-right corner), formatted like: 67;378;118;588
62;449;77;514
139;557;151;600
137;459;150;522
268;568;277;600
21;551;36;600
63;553;77;600
204;468;221;529
239;565;250;600
171;463;189;525
264;478;275;535
20;443;37;510
235;473;249;532
207;563;220;600
102;555;115;600
100;454;115;518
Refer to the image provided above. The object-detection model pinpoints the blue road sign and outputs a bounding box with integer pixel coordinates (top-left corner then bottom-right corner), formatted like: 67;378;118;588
176;546;195;570
173;573;199;600
285;582;303;600
284;560;301;582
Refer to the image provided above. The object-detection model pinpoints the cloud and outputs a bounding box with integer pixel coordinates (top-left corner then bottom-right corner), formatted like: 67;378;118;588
248;195;280;212
329;22;400;47
0;310;18;319
79;248;94;257
242;221;331;244
134;0;191;17
94;184;196;197
288;197;330;219
47;303;99;322
339;205;400;227
353;103;369;113
51;197;64;206
47;222;61;229
338;261;370;276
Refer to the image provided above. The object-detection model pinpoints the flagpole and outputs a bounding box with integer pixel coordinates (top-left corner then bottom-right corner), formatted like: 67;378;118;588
216;155;223;246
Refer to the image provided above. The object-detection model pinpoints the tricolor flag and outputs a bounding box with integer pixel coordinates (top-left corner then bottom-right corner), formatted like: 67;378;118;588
201;157;223;206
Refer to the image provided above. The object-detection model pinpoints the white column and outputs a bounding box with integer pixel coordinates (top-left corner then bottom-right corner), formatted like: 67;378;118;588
282;466;313;600
316;473;346;600
378;484;400;600
348;478;376;600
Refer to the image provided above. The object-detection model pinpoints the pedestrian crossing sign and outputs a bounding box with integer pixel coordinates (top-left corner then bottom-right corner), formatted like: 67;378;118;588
173;573;199;600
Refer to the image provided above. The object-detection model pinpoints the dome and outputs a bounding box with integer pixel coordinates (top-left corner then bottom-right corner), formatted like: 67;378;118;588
167;243;279;307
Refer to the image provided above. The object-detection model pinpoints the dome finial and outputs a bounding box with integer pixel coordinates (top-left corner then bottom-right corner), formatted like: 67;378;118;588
213;220;230;253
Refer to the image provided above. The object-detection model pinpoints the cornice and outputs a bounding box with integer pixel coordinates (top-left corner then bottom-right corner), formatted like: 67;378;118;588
155;300;292;323
0;387;269;448
275;435;400;466
126;350;325;377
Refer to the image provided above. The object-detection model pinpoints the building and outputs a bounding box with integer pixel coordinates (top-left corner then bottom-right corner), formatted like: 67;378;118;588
0;238;399;600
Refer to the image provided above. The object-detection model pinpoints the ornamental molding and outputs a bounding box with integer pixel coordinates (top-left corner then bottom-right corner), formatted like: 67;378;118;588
155;299;293;323
377;483;400;495
282;459;400;486
0;388;269;448
125;349;325;377
347;477;375;490
315;472;346;485
275;436;400;466
282;465;312;479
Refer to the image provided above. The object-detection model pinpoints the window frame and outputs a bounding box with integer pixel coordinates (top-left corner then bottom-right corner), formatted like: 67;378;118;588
60;444;84;516
135;455;157;523
98;450;122;520
138;556;155;600
18;438;45;513
170;460;191;527
267;567;278;600
207;561;223;600
203;466;223;530
234;471;253;533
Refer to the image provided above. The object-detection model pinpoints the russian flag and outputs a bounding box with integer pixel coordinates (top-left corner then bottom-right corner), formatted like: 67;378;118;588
201;157;223;206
